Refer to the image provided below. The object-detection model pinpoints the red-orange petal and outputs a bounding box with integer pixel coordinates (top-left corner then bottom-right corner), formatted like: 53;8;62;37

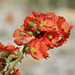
46;12;57;18
45;18;56;27
44;37;54;48
6;44;16;52
14;38;23;46
29;39;43;60
13;29;21;38
15;69;21;75
28;13;36;19
0;42;4;51
22;34;33;42
40;40;49;59
20;25;25;31
68;25;73;31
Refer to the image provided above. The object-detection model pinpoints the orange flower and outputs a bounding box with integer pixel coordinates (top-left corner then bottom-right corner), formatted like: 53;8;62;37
0;42;19;63
0;42;19;53
54;32;69;47
13;28;23;46
13;12;73;60
25;12;57;31
44;31;59;48
55;38;67;47
57;17;73;35
13;25;34;46
26;12;47;22
24;20;37;32
29;38;49;60
5;43;19;52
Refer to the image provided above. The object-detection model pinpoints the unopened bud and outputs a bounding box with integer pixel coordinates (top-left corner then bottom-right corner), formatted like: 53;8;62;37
11;49;20;59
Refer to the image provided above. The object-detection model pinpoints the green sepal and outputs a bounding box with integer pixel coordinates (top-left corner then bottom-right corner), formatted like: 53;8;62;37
68;30;70;35
37;30;40;34
24;45;30;54
0;51;8;58
0;66;4;72
2;59;6;64
0;60;6;72
27;31;33;35
20;32;26;35
29;22;37;29
40;21;46;28
31;47;34;53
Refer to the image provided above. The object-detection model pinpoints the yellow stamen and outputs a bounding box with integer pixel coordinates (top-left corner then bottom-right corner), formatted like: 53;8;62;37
52;26;55;29
48;35;53;39
31;47;37;53
43;22;46;26
40;21;47;28
61;25;65;29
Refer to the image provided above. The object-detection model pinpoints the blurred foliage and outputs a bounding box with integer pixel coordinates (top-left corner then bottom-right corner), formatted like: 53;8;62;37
67;0;75;8
48;0;75;8
25;0;40;7
29;0;39;5
25;0;75;9
48;0;59;8
0;0;75;9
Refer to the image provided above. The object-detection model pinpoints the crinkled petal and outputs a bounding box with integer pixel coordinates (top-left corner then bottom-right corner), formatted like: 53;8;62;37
45;18;56;27
40;40;49;59
14;38;23;46
6;44;18;52
13;29;21;38
15;69;21;75
29;39;43;60
46;12;57;18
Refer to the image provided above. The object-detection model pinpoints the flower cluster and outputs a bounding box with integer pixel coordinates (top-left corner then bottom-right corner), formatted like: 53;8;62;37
0;42;19;62
0;12;73;75
0;42;21;75
13;12;73;60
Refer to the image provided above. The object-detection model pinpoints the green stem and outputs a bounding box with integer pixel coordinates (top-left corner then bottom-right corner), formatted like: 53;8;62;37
5;46;25;75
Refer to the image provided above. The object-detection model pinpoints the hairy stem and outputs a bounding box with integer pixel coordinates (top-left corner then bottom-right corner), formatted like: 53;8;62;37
5;46;25;75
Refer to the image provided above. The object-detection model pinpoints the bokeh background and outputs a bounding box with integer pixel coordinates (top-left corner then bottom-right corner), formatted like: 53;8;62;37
0;0;75;75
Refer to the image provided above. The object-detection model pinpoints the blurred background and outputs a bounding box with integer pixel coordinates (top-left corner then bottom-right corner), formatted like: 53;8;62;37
0;0;75;75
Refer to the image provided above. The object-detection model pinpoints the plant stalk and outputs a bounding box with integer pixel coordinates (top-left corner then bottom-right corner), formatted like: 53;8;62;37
5;46;25;75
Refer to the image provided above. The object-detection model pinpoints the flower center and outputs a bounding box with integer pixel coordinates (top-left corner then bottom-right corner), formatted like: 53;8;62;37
31;47;37;54
61;25;65;29
47;34;53;39
40;21;47;28
51;26;55;29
